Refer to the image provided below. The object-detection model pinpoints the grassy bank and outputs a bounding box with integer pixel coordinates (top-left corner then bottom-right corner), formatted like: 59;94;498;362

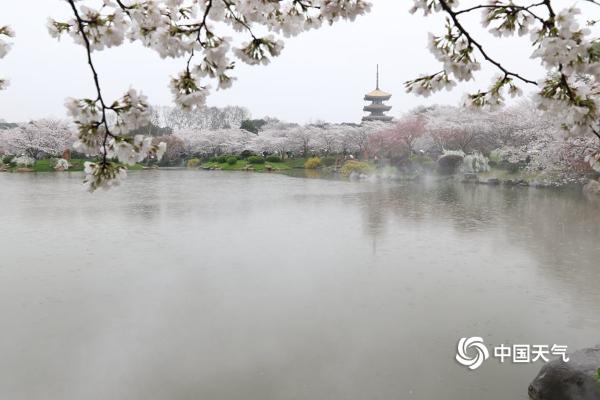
201;159;292;171
0;159;145;173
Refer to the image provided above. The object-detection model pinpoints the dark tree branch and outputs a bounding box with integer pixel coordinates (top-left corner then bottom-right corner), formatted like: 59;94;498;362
67;0;115;167
455;2;546;24
438;0;538;86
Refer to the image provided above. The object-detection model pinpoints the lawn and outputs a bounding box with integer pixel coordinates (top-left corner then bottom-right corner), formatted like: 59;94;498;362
26;159;143;172
201;160;291;171
32;158;86;172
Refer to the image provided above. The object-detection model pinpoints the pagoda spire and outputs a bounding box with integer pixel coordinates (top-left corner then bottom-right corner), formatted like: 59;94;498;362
362;64;393;122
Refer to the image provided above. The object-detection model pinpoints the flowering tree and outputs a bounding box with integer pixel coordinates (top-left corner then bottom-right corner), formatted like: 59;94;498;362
291;126;319;157
406;1;600;172
347;121;389;158
152;134;186;164
174;127;256;157
5;119;76;159
158;105;251;131
370;116;425;159
0;25;14;90
0;1;370;189
417;106;495;153
254;127;297;157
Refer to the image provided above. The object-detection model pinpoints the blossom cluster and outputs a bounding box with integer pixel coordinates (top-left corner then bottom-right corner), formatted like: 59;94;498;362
0;25;14;90
65;88;167;191
407;0;600;161
1;119;75;159
174;121;388;158
50;0;371;110
44;0;370;190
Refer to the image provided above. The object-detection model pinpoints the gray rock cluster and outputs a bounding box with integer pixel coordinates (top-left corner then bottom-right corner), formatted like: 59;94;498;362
529;346;600;400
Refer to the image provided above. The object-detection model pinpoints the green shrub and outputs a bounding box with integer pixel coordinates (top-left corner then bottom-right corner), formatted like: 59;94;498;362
265;155;282;163
217;155;230;163
240;150;255;159
187;158;200;168
304;157;321;169
226;156;238;165
247;155;265;164
69;159;85;171
410;154;435;171
2;154;14;164
488;149;502;165
410;154;433;164
340;160;374;177
321;156;337;167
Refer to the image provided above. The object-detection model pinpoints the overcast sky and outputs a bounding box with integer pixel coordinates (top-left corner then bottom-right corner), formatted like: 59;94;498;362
0;1;547;124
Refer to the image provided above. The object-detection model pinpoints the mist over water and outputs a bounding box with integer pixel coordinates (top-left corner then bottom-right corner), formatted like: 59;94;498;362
0;170;599;400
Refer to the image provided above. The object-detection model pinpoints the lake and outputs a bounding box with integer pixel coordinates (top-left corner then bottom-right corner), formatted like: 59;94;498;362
1;170;599;400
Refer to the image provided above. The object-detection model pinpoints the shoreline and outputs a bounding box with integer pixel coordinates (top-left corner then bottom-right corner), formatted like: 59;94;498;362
1;162;598;194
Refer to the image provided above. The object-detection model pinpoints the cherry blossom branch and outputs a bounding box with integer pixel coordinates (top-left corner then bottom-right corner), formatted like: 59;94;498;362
438;0;537;86
222;0;258;39
67;0;114;167
49;0;370;189
0;25;14;90
455;2;546;24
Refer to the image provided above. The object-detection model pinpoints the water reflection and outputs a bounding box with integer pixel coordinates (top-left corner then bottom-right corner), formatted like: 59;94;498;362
0;171;598;400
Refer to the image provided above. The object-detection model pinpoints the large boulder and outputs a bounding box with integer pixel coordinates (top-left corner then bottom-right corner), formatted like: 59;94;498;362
528;346;600;400
437;150;465;175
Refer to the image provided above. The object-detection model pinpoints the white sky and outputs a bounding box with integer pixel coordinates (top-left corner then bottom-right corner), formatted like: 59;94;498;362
0;0;548;124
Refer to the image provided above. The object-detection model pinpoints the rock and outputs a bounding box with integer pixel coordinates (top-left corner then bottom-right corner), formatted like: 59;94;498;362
528;346;600;400
484;178;500;185
583;180;600;197
16;167;34;173
504;179;516;186
437;152;465;175
517;179;530;187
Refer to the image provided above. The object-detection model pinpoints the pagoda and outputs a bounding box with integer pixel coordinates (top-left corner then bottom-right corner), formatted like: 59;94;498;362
362;65;393;122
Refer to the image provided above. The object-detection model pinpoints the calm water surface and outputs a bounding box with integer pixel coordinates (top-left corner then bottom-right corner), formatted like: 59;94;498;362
1;170;599;400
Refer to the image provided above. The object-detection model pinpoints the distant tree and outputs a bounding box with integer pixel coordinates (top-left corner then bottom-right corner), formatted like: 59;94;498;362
129;123;173;137
348;122;389;159
2;2;372;189
159;106;251;131
370;117;425;159
291;126;319;157
0;121;17;130
420;106;494;153
240;119;267;134
174;128;256;157
407;1;600;171
152;135;185;165
5;119;75;159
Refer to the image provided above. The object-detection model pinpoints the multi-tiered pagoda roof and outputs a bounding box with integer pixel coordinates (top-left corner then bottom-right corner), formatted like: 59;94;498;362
362;65;393;122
